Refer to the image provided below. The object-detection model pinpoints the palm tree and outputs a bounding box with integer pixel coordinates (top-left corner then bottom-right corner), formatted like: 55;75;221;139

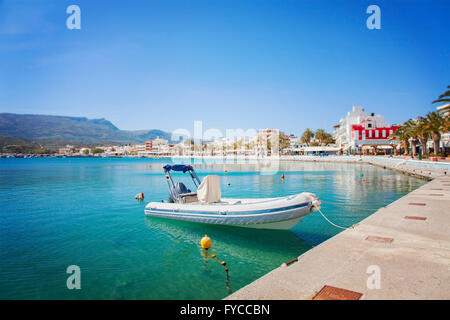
314;129;327;145
393;121;413;155
432;85;450;105
417;117;430;156
279;134;289;149
322;133;335;146
422;111;446;154
405;119;420;157
300;128;314;146
444;114;450;133
314;129;334;146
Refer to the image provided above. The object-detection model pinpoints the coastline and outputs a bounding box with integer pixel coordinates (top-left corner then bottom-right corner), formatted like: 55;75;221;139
1;156;450;299
3;154;447;179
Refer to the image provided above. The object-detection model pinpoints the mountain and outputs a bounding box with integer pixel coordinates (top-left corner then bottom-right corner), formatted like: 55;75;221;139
126;129;172;142
0;136;44;153
0;113;171;144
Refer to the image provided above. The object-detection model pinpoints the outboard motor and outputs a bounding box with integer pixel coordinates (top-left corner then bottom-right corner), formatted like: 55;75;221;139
168;182;191;203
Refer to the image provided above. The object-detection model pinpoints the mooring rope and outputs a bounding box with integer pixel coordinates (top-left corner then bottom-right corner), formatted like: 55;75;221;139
315;206;351;230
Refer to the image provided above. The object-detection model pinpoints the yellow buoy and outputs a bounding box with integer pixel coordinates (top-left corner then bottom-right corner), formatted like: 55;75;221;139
201;235;212;249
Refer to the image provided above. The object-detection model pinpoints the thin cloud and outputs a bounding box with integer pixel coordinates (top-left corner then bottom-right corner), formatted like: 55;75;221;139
0;0;57;35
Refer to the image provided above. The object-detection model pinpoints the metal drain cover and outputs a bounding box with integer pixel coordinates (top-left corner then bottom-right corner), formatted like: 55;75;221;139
365;235;394;243
404;216;427;220
312;285;363;300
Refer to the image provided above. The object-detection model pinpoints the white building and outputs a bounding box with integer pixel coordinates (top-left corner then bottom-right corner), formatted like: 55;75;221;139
334;105;397;153
288;135;300;148
152;137;168;147
298;146;340;155
248;128;282;156
58;145;75;155
151;137;169;154
437;103;450;152
103;145;132;156
334;106;369;150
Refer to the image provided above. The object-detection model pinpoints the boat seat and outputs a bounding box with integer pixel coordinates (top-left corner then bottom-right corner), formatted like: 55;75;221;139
180;192;198;203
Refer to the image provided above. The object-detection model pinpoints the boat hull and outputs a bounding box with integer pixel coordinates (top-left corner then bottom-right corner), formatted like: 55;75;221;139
241;216;305;230
144;193;320;230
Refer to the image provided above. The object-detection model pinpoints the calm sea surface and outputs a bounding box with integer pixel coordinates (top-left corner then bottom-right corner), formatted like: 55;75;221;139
0;158;426;299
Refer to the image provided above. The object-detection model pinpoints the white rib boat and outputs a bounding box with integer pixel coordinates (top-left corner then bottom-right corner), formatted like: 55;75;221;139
144;164;321;230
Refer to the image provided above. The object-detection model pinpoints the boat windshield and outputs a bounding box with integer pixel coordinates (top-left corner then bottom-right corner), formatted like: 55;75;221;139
163;164;202;203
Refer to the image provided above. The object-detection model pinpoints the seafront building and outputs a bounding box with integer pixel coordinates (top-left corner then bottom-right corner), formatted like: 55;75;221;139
58;145;75;155
437;103;450;117
437;103;450;153
138;137;170;156
145;140;153;152
334;105;368;150
249;128;285;156
297;146;340;155
334;105;399;154
47;113;408;158
104;145;132;156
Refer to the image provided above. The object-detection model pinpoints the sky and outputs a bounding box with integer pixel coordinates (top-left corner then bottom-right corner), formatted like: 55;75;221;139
0;0;449;137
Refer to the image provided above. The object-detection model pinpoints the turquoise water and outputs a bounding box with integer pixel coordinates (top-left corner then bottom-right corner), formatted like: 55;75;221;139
0;158;426;299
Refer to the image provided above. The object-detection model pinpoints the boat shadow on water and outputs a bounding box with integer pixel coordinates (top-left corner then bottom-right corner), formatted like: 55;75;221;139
144;216;314;261
144;216;315;295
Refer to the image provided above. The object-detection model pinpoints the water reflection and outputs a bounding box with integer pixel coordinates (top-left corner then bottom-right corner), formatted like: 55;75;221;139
144;216;313;265
144;216;315;296
0;158;427;299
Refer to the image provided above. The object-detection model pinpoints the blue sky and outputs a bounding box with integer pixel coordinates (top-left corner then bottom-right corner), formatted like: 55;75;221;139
0;0;449;136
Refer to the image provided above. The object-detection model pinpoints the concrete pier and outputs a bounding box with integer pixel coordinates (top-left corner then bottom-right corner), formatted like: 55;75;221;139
226;168;450;300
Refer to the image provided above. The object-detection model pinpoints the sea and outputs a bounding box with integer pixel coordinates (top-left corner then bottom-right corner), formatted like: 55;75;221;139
0;157;426;299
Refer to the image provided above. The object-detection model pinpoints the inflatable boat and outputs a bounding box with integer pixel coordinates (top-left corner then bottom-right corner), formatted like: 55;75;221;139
144;164;321;230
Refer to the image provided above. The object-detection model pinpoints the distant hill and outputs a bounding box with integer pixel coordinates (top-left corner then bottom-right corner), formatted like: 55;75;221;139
0;113;172;144
0;136;43;153
0;136;125;153
126;129;173;143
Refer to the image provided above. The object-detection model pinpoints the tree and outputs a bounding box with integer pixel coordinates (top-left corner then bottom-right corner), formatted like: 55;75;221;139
422;111;446;154
314;129;326;145
417;117;430;156
31;147;52;154
278;135;286;147
91;147;104;154
392;122;412;155
404;119;420;157
322;133;335;146
432;85;450;105
314;129;334;146
300;129;314;146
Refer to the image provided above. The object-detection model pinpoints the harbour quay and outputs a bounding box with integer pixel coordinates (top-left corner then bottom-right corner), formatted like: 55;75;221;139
226;159;450;300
